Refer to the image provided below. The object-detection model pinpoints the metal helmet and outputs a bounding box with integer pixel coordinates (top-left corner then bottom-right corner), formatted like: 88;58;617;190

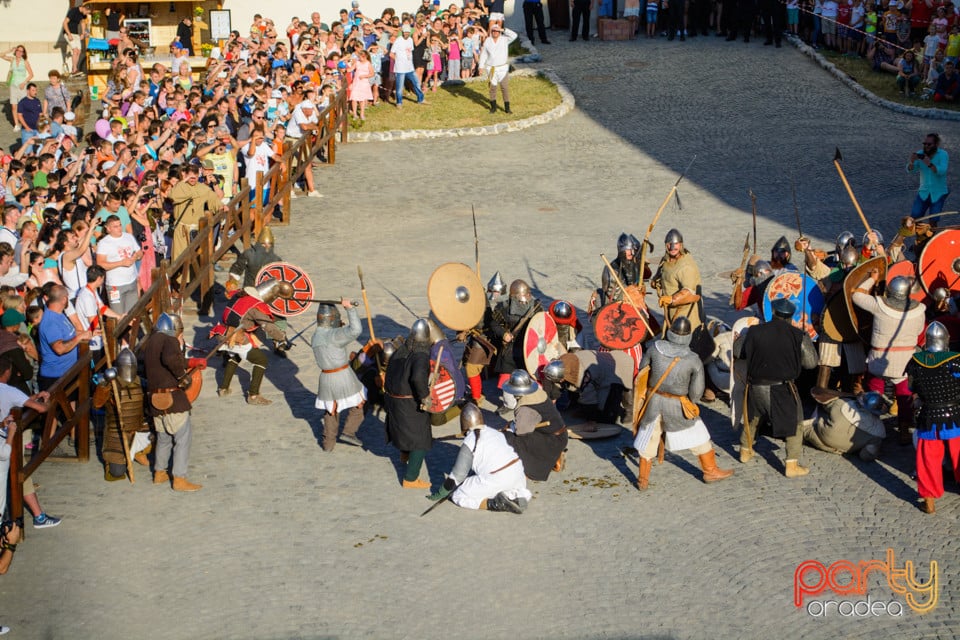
884;276;911;310
856;391;886;415
752;260;773;284
257;226;275;249
116;347;138;385
772;236;791;261
382;339;397;364
543;359;566;384
552;300;573;320
409;318;444;345
925;320;949;353
509;279;532;304
460;402;484;434
666;316;693;346
839;245;859;269
862;229;884;247
103;367;118;382
501;369;539;396
836;231;856;254
316;304;341;328
664;228;684;246
617;232;640;254
771;297;796;319
932;287;951;305
246;278;288;304
487;271;506;296
155;312;183;337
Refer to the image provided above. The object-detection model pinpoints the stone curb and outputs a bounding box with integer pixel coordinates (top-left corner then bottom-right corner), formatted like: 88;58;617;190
786;34;960;121
346;57;574;142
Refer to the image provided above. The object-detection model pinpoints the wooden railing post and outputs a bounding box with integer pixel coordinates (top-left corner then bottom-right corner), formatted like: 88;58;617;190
327;107;337;165
76;342;90;463
9;407;24;526
240;179;252;249
254;173;266;238
199;216;214;316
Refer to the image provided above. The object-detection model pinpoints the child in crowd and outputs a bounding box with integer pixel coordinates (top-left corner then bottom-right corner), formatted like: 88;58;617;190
924;23;941;77
787;0;800;36
946;23;960;64
426;35;443;90
646;0;660;38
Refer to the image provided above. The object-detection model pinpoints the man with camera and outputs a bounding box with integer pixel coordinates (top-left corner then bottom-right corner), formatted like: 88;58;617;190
907;133;949;227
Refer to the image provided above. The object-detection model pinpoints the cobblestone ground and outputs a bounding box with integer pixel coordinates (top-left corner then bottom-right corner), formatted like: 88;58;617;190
2;36;960;639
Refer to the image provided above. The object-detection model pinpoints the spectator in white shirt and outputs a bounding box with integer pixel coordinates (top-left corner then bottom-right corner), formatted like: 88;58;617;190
95;215;142;315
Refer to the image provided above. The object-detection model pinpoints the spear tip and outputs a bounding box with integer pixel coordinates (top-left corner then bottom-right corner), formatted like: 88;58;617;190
834;147;843;163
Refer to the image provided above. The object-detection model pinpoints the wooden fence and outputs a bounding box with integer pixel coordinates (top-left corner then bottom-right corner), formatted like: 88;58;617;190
4;88;348;525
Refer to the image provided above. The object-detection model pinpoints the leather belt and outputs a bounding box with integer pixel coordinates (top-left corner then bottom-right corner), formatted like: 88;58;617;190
387;392;413;399
871;346;917;352
151;388;179;393
322;363;350;374
748;379;789;386
655;390;687;400
491;457;520;474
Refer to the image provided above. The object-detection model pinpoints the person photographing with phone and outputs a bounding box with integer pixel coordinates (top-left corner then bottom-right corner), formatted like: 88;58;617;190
907;133;949;227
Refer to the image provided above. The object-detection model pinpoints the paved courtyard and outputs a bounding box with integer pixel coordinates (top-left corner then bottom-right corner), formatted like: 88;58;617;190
3;36;960;639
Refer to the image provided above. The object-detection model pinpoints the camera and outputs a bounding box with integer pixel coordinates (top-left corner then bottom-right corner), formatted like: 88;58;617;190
917;151;925;159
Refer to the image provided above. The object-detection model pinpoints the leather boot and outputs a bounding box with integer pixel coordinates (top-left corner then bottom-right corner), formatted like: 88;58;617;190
172;476;202;492
816;365;832;390
636;457;652;490
489;99;497;113
784;459;809;478
698;450;734;483
739;446;754;463
504;101;512;113
153;470;170;485
402;478;430;489
920;497;936;514
898;420;912;446
485;492;523;513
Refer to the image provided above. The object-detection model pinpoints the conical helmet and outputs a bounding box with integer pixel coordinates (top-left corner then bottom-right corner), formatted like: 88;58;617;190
543;359;565;383
316;304;341;328
155;312;183;337
116;347;138;385
925;320;949;353
244;278;289;304
487;271;506;296
460;402;484;434
257;226;275;249
664;228;683;246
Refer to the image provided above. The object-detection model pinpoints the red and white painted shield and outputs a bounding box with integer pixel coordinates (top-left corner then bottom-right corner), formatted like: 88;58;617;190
886;260;929;303
918;229;960;295
523;312;564;377
426;362;457;414
256;261;315;317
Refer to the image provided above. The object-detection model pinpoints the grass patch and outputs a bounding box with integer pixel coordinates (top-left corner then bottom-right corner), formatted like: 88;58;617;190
509;39;530;57
353;74;562;131
821;49;960;111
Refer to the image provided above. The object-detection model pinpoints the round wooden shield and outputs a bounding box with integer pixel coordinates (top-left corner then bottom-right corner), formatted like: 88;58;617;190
886;260;929;303
761;272;825;340
842;256;887;343
820;290;858;343
918;229;960;294
594;302;647;350
183;367;204;405
426;362;457;414
523;312;564;377
256;262;315;317
566;422;624;440
427;263;486;331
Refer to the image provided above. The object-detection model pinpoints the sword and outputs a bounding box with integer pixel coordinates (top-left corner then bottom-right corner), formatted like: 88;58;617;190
639;155;696;280
472;204;480;278
379;281;420;319
420;482;460;517
748;188;758;255
832;148;873;234
791;176;803;240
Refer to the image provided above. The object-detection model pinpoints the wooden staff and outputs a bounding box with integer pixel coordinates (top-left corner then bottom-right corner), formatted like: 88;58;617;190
749;188;758;255
600;253;655;338
98;311;134;484
832;148;872;234
357;265;382;370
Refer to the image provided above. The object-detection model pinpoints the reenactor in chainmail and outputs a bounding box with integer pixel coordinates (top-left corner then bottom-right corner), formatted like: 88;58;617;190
588;233;647;315
906;321;960;514
311;300;367;451
489;279;541;389
632;318;734;490
225;227;281;295
460;272;504;409
101;347;153;481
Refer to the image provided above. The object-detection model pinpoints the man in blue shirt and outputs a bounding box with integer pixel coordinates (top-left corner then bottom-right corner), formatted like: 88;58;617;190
37;285;94;390
908;133;950;226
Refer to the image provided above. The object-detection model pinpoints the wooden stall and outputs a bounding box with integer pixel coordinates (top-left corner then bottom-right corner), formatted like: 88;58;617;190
84;0;218;93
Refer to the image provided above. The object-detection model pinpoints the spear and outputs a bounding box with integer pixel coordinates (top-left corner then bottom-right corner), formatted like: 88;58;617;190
600;253;655;338
832;148;872;234
748;189;758;255
638;155;697;280
358;266;382;370
471;204;480;278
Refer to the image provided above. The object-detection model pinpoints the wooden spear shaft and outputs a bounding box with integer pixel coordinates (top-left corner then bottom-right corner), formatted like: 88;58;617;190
600;253;655;338
832;156;873;234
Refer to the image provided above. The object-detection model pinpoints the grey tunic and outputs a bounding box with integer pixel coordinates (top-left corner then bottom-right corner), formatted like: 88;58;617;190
573;350;635;407
311;307;364;403
637;338;704;433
